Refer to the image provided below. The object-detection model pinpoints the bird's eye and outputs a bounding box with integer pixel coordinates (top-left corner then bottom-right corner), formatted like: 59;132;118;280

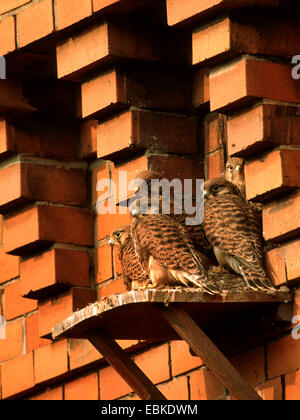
114;232;121;238
212;185;220;192
227;165;233;170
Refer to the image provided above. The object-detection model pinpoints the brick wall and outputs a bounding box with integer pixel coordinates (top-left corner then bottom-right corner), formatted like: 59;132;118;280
0;0;300;400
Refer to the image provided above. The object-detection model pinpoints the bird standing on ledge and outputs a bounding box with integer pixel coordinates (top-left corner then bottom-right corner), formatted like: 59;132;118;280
130;210;220;294
203;177;275;292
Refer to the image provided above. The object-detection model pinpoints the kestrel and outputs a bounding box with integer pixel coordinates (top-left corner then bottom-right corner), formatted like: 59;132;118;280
131;211;220;294
129;170;215;262
109;225;149;291
203;177;275;291
224;157;246;197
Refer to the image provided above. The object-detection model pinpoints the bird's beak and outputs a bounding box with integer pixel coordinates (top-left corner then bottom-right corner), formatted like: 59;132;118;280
130;208;140;217
108;238;114;246
203;190;208;199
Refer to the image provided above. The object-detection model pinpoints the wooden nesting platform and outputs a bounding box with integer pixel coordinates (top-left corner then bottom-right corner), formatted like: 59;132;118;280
52;278;293;401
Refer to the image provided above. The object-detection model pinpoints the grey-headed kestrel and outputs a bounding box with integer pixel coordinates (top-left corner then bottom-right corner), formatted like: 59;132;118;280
129;170;215;262
131;211;220;294
109;225;149;291
203;177;275;291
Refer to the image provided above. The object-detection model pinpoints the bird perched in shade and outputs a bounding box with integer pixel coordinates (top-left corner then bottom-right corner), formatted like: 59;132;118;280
131;211;220;294
203;177;275;292
109;225;149;291
224;157;246;197
129;170;215;262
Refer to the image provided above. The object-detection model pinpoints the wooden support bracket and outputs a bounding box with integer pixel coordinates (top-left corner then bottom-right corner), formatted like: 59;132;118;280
158;304;262;401
85;330;166;401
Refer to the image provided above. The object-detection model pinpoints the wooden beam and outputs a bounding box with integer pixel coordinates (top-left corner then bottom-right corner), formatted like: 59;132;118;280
158;304;262;400
85;330;166;401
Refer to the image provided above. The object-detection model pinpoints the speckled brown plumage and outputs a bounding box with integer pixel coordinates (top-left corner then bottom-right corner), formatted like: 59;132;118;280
203;177;275;291
130;170;215;261
109;225;149;291
131;212;220;294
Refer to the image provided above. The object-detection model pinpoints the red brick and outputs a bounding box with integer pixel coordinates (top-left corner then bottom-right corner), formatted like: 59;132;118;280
158;376;189;400
96;244;113;284
65;372;99;400
166;0;279;27
97;109;199;160
268;334;300;378
205;149;225;180
3;280;37;321
3;204;94;256
170;340;203;376
263;191;300;242
38;288;96;338
245;150;300;202
0;318;23;362
55;0;92;30
99;364;133;399
80;119;98;159
227;104;300;157
0;0;31;14
266;239;300;286
192;16;299;65
256;377;282;400
0;81;36;114
204;113;226;154
210;58;300;112
69;338;102;370
0;161;87;213
0;16;16;56
0;352;35;399
20;248;91;299
192;67;210;107
57;21;165;81
97;213;131;241
81;67;189;119
29;386;63;400
231;346;265;386
97;276;127;299
25;312;50;353
189;367;224;400
285;370;300;400
17;0;54;48
134;344;170;384
0;247;19;284
34;339;68;384
1;119;79;160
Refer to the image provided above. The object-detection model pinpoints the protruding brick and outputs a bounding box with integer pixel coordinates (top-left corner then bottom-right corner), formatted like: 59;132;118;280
0;352;35;399
97;108;199;160
3;205;94;256
20;248;91;299
57;21;165;81
166;0;279;27
192;67;210;107
245;150;300;202
38;288;96;338
0;16;16;56
65;372;99;400
227;104;300;157
192;16;299;65
81;67;189;118
263;191;300;242
34;339;68;384
0;0;31;15
266;239;300;285
17;0;54;48
210;58;300;112
205;149;225;180
55;0;92;30
3;280;37;321
0;160;88;213
25;312;50;353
